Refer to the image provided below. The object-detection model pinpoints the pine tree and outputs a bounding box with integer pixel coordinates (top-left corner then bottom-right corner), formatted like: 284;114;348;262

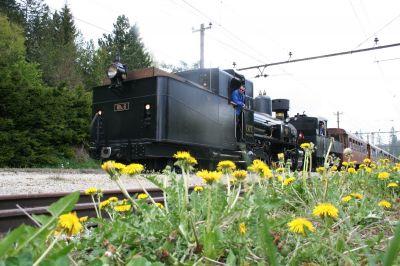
98;15;153;71
0;0;24;25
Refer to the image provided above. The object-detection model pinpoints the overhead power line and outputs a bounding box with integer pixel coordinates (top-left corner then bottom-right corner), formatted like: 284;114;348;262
238;42;400;71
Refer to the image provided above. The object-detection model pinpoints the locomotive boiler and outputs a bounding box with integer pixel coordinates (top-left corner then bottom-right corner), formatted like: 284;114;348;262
89;65;299;169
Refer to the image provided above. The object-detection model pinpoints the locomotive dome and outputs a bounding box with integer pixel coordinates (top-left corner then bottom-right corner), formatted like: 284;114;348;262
254;91;272;115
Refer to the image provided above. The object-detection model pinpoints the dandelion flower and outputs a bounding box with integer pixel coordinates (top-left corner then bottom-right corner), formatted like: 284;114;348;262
79;216;88;223
276;167;285;173
313;203;339;219
350;193;363;199
378;172;390;180
288;218;315;235
84;187;98;195
316;167;325;174
347;168;356;174
378;200;391;209
173;151;198;165
387;182;398;188
232;170;247;181
114;204;132;212
108;196;118;202
194;186;204;192
248;159;268;173
58;212;82;236
330;165;338;172
341;196;352;203
196;170;222;184
137;193;148;200
283;177;295;186
217;160;236;173
239;223;247;235
363;158;371;164
99;200;110;209
155;202;164;209
262;167;273;179
121;163;144;175
300;143;311;150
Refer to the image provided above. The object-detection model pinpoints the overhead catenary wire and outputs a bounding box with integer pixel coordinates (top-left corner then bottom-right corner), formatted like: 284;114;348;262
237;42;400;71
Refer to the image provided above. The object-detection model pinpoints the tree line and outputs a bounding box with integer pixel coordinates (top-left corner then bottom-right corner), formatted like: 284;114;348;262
0;0;153;167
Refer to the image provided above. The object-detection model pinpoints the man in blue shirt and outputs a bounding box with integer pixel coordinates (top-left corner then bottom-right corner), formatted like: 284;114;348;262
231;85;246;141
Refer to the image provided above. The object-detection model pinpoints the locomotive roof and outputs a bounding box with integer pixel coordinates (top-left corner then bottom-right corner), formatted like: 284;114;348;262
102;67;195;86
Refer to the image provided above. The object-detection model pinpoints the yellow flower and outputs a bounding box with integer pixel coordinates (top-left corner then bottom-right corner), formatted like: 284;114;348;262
79;216;88;223
114;204;132;212
341;196;352;203
277;153;284;161
58;212;82;236
276;167;285;173
378;200;391;209
288;218;315;235
378;172;390;180
101;161;126;180
276;175;283;181
365;167;372;173
359;164;366;169
330;165;337;172
108;196;118;202
239;223;247;235
262;167;273;179
217;160;236;172
121;163;144;175
84;187;98;195
99;200;110;209
313;203;339;219
347;167;356;174
283;177;295;186
196;170;222;184
387;182;398;188
137;193;148;200
155;202;164;209
173;151;198;165
363;158;371;164
350;193;363;199
316;167;325;174
342;162;348;167
194;186;204;192
232;170;247;181
248;159;267;172
300;143;311;150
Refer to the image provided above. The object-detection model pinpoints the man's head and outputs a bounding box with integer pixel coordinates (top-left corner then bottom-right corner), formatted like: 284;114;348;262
239;85;246;94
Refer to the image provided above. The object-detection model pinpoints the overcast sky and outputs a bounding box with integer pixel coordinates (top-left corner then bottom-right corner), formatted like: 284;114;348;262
47;0;400;145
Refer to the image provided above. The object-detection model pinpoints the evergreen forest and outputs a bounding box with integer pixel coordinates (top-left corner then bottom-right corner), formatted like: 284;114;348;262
0;0;153;167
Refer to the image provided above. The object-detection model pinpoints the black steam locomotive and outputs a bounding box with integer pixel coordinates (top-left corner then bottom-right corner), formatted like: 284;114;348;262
89;65;299;169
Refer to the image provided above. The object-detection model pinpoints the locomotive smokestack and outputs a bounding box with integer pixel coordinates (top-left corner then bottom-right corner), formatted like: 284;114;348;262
272;99;290;120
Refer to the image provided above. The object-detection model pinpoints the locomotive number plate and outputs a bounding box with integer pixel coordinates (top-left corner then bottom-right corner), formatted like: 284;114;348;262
114;102;130;112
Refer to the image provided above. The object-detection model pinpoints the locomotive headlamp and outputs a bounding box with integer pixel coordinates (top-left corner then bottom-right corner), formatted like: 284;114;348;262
107;60;127;85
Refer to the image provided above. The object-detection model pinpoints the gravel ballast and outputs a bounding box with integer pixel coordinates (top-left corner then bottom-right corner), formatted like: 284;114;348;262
0;169;203;196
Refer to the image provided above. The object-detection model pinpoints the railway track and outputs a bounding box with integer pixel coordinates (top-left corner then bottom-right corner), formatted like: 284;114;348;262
0;188;165;233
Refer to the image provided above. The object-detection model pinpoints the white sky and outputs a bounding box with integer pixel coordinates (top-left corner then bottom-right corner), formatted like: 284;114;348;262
47;0;400;144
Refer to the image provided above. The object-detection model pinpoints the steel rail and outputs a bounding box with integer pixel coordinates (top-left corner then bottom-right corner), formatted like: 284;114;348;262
0;188;165;233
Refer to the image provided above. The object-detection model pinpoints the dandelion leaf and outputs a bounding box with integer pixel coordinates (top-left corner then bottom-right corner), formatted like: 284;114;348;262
0;225;35;258
48;191;80;217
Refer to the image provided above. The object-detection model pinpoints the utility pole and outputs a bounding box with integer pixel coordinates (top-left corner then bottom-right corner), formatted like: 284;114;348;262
334;111;343;128
192;23;212;68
